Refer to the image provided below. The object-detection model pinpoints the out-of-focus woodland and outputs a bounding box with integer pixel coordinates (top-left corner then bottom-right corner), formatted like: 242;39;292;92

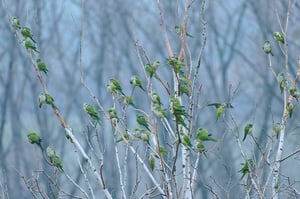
1;0;300;198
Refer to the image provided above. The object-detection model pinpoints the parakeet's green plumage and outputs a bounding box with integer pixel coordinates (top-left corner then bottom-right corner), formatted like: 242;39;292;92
243;123;253;141
36;58;48;75
21;27;36;42
181;133;192;148
83;103;99;122
135;129;150;143
273;122;280;139
46;146;63;171
289;87;300;101
152;104;167;118
107;78;125;95
196;128;217;142
151;91;161;105
11;16;21;29
286;102;294;118
27;131;43;151
38;93;46;108
145;61;159;78
208;102;233;121
169;96;189;129
24;39;39;52
136;114;150;131
130;76;145;91
239;159;254;179
50;155;63;171
273;32;284;44
262;40;273;56
149;154;155;171
174;25;193;38
124;96;136;107
277;73;287;94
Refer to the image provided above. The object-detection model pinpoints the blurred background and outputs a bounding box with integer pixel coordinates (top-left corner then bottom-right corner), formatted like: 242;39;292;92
1;0;300;198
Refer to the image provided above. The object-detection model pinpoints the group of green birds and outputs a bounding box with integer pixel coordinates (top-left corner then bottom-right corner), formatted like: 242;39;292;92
27;132;63;171
262;31;285;56
12;17;49;76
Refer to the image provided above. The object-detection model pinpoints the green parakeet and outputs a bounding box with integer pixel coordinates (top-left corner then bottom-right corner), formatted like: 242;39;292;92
239;159;254;179
107;78;125;96
116;133;130;143
208;102;233;121
130;76;145;91
289;87;300;101
262;40;273;56
46;146;63;171
158;146;167;156
145;61;159;78
38;93;46;108
124;96;136;107
174;25;193;38
21;27;36;42
136;114;150;131
243;123;253;141
181;133;192;148
27;131;43;151
135;129;150;143
277;73;287;94
152;104;167;118
169;96;189;129
83;103;100;122
149;154;155;171
151;91;161;105
24;39;39;52
273;32;284;44
11;16;21;29
273;122;280;139
108;107;119;124
45;93;57;109
196;128;216;142
36;58;48;75
286;102;294;118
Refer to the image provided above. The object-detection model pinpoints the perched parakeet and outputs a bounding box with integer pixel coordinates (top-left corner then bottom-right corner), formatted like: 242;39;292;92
158;146;167;156
124;96;135;107
243;123;253;141
107;78;125;95
273;32;284;44
151;91;161;105
46;146;63;171
196;128;216;142
196;141;206;154
11;16;21;29
149;154;155;171
179;77;190;96
239;159;254;179
50;155;63;171
135;129;150;143
208;102;233;121
289;87;300;101
83;103;99;122
152;104;167;118
286;102;294;118
174;25;193;38
38;93;46;108
27;131;43;151
108;107;119;125
136;114;150;131
21;27;36;42
169;96;189;129
181;133;192;148
45;93;57;109
130;76;145;92
277;73;287;94
273;122;281;139
116;133;130;143
24;39;39;52
262;40;273;56
145;61;159;78
36;58;48;75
